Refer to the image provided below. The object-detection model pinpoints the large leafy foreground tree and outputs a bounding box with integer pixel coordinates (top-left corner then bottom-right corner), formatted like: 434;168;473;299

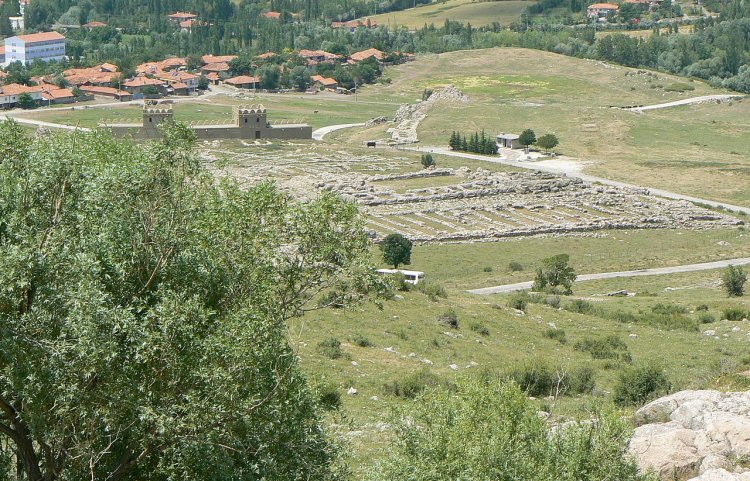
0;121;378;481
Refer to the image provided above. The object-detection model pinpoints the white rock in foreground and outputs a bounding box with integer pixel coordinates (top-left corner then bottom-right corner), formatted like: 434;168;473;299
629;390;750;480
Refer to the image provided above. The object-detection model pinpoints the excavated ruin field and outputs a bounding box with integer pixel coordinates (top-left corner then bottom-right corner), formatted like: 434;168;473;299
202;144;742;244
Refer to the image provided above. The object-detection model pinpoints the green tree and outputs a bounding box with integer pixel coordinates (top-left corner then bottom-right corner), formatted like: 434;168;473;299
0;120;382;481
380;233;413;268
370;378;654;481
519;128;536;147
290;65;311;91
186;53;203;71
420;153;435;168
536;133;559;152
16;92;36;109
532;253;576;294
722;265;747;297
258;64;281;89
197;75;210;90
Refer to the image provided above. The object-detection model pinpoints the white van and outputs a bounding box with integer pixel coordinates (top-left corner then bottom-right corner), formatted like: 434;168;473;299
376;269;425;285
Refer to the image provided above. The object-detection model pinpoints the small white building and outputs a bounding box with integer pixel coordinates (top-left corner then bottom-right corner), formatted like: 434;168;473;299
4;32;66;66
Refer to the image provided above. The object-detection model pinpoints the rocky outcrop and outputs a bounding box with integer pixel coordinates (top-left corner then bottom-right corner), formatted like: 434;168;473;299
389;84;469;143
630;390;750;481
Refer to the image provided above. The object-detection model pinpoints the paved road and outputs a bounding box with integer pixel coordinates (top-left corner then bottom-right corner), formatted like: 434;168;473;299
403;146;750;215
626;94;742;113
312;122;366;140
468;257;750;295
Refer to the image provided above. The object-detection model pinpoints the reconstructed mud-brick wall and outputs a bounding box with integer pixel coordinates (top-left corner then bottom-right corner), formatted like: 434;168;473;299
108;104;311;140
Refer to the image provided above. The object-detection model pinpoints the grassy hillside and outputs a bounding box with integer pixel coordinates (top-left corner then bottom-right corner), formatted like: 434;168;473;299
349;48;750;206
368;0;534;29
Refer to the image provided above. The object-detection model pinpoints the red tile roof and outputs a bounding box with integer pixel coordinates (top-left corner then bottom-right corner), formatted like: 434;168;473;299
588;3;619;8
202;54;237;63
42;88;74;100
225;75;260;86
349;48;385;62
310;75;337;87
1;83;43;95
123;77;164;88
13;32;65;43
79;85;131;97
83;21;107;27
298;49;340;60
262;11;281;19
257;52;276;59
202;62;230;72
205;72;221;81
168;11;197;19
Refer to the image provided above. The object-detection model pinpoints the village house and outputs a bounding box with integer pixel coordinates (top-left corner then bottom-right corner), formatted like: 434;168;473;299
205;72;221;85
154;70;199;92
310;75;338;91
3;32;66;66
64;63;119;87
123;76;166;95
201;62;230;75
39;83;75;104
257;52;276;60
224;75;261;89
298;49;341;65
167;12;197;24
83;20;107;28
331;18;377;32
79;85;132;101
349;48;385;64
261;11;281;20
0;83;43;108
587;2;620;19
202;54;237;64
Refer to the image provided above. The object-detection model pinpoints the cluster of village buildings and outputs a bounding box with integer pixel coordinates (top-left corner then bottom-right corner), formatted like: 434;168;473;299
0;10;403;109
586;0;666;20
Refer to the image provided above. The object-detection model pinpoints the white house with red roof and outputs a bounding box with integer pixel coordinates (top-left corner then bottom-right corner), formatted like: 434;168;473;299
4;32;66;66
587;2;620;18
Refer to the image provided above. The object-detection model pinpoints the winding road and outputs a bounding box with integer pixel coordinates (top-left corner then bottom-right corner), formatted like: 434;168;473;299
312;122;366;140
626;94;742;113
468;257;750;295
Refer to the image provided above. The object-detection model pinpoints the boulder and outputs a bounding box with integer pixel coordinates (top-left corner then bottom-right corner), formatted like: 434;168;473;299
630;390;750;480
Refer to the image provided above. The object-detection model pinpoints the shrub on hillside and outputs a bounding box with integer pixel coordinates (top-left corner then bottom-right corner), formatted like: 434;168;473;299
509;261;524;272
723;307;748;321
565;299;595;314
698;312;716;324
574;335;631;363
372;379;650;481
505;360;596;397
544;328;567;344
352;333;373;347
438;308;459;329
470;322;490;336
317;383;342;411
416;281;448;301
614;364;672;406
508;292;529;312
383;368;442;399
317;338;343;359
723;265;747;297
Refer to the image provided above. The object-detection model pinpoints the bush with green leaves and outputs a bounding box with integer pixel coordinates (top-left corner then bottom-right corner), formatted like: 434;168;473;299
723;265;747;297
509;261;524;271
566;299;595;314
505;360;595;397
614;364;672;406
574;336;632;363
723;307;748;321
420;153;435;168
383;368;442;399
532;253;576;294
507;292;529;312
438;308;459;329
352;333;373;347
518;128;536;147
698;312;716;324
470;322;490;336
317;338;344;359
0;120;381;481
317;383;342;411
370;379;651;481
536;133;559;152
544;328;567;344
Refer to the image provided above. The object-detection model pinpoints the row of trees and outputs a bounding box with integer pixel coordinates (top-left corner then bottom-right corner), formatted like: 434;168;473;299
449;130;499;155
519;128;560;152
